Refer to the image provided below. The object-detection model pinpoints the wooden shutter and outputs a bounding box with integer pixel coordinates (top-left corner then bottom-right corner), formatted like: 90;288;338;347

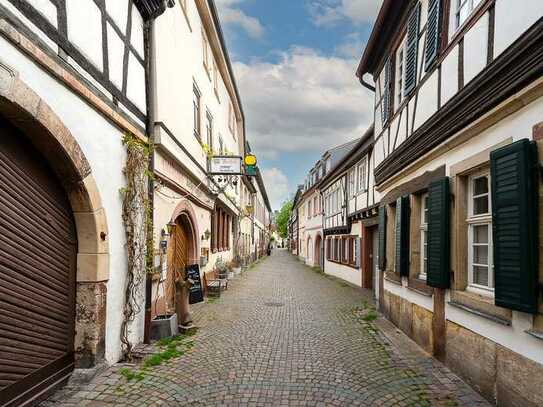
427;177;450;288
382;59;392;124
395;196;411;276
425;0;441;70
491;139;539;313
404;2;421;95
378;206;387;270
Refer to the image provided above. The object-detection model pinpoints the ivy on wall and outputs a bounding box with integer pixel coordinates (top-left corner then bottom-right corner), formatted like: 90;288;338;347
119;134;153;359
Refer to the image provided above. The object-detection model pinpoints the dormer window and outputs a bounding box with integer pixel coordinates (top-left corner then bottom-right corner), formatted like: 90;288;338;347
455;0;482;30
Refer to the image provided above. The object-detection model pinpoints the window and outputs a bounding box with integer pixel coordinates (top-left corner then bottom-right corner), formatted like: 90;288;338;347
307;201;312;219
313;197;318;216
420;194;429;280
193;84;201;139
455;0;483;30
396;44;405;107
348;169;356;197
218;135;224;155
213;61;220;101
202;30;210;74
228;104;235;135
205;111;213;149
467;171;493;293
357;159;367;192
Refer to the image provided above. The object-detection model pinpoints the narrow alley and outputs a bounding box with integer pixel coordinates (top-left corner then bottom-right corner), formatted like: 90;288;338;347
45;250;487;406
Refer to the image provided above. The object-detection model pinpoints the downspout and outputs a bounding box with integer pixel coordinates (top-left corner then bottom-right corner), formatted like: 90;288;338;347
358;73;376;93
143;16;158;345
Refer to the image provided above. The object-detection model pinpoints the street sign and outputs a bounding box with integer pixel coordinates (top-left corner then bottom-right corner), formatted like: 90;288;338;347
210;156;242;175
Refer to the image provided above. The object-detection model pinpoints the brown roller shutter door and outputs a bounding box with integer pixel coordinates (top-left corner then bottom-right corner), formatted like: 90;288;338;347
0;119;77;406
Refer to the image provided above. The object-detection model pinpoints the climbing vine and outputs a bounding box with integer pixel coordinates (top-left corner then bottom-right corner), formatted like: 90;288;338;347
119;134;152;360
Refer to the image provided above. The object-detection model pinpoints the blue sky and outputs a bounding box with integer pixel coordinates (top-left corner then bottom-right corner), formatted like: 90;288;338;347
215;0;381;210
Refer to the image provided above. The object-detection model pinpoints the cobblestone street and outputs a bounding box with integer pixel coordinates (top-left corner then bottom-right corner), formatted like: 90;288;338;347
45;250;488;406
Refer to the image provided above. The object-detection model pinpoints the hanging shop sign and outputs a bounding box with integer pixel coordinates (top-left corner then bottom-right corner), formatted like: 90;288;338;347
210;156;242;175
186;264;204;304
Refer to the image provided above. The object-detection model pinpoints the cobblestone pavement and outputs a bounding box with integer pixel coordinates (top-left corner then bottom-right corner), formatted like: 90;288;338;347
44;249;488;406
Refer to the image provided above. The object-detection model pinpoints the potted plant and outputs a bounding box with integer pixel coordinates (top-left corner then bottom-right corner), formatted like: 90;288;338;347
215;258;229;280
232;257;242;275
150;313;178;341
227;261;235;279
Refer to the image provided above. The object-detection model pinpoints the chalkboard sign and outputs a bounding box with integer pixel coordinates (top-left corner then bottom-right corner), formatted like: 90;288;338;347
186;264;204;304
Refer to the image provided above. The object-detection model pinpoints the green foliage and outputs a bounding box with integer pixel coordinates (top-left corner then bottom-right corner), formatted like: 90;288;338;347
363;312;378;322
119;367;145;382
276;200;293;238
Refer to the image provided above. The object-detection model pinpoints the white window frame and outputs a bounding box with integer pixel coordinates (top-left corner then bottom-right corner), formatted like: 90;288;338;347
455;0;483;31
467;170;494;295
348;169;356;197
193;83;201;138
357;158;367;193
419;193;429;280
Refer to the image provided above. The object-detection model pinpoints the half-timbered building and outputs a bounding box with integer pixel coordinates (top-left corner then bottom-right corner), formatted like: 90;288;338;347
358;1;543;403
321;129;379;289
0;0;164;403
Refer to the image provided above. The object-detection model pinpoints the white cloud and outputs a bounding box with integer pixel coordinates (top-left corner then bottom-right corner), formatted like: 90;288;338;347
310;0;382;27
262;167;290;210
335;32;366;58
234;46;373;158
216;0;264;39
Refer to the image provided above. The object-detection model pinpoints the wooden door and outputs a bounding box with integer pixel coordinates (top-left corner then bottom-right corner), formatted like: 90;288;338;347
0;120;77;405
166;222;189;308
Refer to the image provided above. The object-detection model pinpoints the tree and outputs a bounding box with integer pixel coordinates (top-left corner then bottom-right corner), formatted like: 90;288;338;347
276;200;293;239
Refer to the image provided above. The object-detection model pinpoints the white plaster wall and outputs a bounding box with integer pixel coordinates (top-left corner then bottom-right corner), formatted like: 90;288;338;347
463;12;489;85
383;279;434;312
494;0;543;57
324;260;361;287
66;0;103;71
28;0;57;26
0;35;143;363
130;5;144;58
127;52;146;112
440;46;458;106
107;23;125;91
105;0;128;30
413;70;438;132
154;1;242;219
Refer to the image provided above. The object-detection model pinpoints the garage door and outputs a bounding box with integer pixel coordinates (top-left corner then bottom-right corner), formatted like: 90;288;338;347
0;119;77;406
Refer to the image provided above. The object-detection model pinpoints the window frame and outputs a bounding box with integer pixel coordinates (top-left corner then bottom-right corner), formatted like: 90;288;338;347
395;37;406;109
193;83;201;139
205;110;213;150
419;193;429;281
357;158;367;193
466;169;494;295
454;0;483;32
202;29;210;76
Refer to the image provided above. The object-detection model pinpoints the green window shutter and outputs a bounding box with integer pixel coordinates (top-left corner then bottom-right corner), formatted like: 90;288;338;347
427;177;450;288
382;59;392;124
491;139;539;313
425;0;441;71
378;206;387;270
404;2;421;96
395;196;411;276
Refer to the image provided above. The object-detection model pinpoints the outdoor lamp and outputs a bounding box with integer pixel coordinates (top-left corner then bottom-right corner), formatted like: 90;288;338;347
167;221;176;235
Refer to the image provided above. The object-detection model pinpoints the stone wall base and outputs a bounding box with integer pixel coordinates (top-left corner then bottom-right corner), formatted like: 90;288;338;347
382;289;543;406
75;282;107;368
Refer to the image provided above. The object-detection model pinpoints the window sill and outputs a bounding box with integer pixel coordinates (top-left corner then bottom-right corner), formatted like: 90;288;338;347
525;330;543;341
384;271;402;285
448;300;511;326
407;278;434;297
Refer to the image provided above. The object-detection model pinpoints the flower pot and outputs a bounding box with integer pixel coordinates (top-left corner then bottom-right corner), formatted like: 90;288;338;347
228;271;235;279
150;314;178;341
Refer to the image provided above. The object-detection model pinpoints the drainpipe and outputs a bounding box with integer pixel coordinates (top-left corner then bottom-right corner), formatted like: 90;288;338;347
143;15;158;345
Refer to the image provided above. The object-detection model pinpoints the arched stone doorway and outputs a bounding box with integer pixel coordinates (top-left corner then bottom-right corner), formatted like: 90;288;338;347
167;201;199;326
0;67;109;404
315;234;323;269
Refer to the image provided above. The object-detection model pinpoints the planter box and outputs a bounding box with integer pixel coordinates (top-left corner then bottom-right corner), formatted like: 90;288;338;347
150;314;178;341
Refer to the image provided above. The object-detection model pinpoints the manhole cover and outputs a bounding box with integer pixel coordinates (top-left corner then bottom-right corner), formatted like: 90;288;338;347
264;302;284;307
